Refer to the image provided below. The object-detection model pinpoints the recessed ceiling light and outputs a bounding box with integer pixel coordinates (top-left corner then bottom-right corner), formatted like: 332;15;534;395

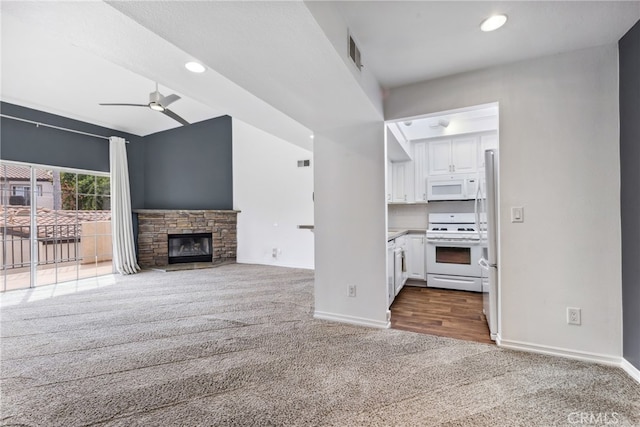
185;61;206;73
480;14;507;32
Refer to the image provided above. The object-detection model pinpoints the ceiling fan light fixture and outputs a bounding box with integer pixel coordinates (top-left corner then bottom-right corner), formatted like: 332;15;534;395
480;14;507;32
185;61;206;73
149;102;165;112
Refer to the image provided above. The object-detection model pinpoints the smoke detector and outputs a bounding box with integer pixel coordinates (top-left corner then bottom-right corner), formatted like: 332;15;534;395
429;119;450;128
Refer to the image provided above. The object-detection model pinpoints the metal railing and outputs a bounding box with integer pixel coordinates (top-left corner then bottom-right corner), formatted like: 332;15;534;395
2;225;82;269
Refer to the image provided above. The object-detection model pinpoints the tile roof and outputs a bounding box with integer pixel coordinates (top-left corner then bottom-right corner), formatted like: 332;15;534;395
1;165;53;181
1;207;111;239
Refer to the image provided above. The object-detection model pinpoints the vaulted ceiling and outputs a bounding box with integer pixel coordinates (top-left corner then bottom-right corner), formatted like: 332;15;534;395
1;1;638;147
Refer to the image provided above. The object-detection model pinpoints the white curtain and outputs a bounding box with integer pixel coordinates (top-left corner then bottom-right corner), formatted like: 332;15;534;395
110;136;140;275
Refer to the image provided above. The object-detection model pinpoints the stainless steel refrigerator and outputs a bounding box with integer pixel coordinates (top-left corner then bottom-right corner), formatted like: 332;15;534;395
478;148;499;340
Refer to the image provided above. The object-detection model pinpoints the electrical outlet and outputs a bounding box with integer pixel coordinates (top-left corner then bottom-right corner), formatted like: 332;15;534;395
347;284;356;297
567;307;581;325
272;248;278;258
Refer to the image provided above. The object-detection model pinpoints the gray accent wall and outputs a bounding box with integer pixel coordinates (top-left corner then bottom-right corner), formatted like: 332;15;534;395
0;103;233;211
1;102;139;173
620;20;640;371
1;102;145;208
142;115;232;210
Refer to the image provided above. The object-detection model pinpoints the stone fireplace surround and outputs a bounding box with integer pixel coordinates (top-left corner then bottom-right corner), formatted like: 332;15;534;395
134;209;239;268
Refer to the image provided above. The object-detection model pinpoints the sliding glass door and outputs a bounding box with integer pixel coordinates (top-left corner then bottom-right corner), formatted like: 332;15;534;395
0;163;33;290
1;161;112;291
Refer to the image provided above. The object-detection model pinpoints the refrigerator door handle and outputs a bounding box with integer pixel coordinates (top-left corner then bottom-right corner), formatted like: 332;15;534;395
474;172;482;239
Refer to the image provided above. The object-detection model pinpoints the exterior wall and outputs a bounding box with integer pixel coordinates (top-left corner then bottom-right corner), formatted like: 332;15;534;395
80;221;112;263
135;210;237;267
2;180;54;208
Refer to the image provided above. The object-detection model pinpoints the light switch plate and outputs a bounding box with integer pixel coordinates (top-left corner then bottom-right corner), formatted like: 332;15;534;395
511;206;524;223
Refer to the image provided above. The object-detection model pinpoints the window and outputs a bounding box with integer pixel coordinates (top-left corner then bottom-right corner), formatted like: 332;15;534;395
1;161;112;291
9;185;43;206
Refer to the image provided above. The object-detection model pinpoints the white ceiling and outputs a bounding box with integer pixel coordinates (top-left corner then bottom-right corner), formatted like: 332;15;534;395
0;9;225;137
389;104;499;142
1;1;638;143
337;1;640;88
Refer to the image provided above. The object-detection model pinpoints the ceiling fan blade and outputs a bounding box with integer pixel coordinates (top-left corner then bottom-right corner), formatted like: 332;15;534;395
162;94;181;107
99;103;148;107
162;108;190;126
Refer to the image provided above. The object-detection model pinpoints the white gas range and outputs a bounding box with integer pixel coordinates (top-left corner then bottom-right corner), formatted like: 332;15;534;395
426;213;484;292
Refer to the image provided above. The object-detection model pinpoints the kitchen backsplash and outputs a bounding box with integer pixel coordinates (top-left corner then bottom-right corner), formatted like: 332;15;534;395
388;200;475;229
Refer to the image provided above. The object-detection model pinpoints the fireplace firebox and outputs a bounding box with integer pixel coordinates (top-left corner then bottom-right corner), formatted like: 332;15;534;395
168;233;213;264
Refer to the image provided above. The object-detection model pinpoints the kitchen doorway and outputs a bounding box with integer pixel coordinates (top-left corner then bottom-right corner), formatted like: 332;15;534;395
385;102;500;344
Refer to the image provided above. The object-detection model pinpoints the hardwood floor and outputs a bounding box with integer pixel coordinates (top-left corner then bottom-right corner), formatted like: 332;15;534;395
390;285;494;345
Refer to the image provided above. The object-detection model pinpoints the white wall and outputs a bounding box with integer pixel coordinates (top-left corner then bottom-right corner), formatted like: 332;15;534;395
314;121;388;328
304;1;383;118
386;45;622;362
232;119;314;269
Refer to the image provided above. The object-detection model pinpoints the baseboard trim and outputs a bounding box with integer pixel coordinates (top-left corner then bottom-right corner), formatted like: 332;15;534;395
494;333;502;345
621;358;640;384
498;338;621;367
236;260;314;270
314;311;390;329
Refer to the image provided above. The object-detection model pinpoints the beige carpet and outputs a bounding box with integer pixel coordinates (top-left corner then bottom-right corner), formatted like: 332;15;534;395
1;264;639;426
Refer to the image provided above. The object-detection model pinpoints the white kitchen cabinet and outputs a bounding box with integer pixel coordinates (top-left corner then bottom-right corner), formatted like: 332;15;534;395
451;136;478;174
386;160;393;202
387;239;395;307
406;233;426;280
391;161;414;203
478;132;498;170
395;235;409;287
413;142;428;202
427;139;452;175
428;136;478;176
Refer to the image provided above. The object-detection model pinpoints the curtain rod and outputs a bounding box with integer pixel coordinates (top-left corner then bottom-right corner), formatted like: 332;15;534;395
0;114;128;143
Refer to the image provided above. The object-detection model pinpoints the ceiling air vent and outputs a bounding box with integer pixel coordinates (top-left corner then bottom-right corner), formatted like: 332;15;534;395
348;31;363;71
297;160;311;168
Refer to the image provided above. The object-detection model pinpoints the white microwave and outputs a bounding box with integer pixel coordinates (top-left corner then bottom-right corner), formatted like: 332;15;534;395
427;175;478;201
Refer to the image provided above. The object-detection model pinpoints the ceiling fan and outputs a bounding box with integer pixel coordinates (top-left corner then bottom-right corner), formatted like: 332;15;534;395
99;83;189;125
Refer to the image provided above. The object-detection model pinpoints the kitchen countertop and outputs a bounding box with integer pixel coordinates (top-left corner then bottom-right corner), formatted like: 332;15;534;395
388;228;427;241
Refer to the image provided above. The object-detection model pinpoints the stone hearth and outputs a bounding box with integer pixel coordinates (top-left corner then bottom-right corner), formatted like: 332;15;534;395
134;209;238;268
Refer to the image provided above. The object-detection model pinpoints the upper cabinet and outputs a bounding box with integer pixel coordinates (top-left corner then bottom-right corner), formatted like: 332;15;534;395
391;160;414;203
387;104;498;205
428;136;477;176
427;139;451;175
387;130;498;205
386;160;393;202
413;142;428;202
